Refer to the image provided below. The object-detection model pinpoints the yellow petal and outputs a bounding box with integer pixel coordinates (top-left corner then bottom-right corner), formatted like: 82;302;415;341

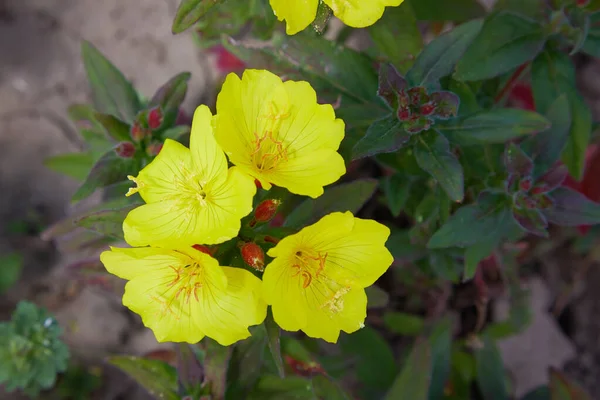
269;0;318;35
129;139;193;203
262;257;308;331
324;0;403;28
194;267;267;346
189;105;228;185
100;246;187;280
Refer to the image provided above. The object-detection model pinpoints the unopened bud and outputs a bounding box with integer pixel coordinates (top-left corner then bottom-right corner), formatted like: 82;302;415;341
254;199;282;223
146;142;163;157
148;107;163;130
254;179;262;189
398;90;410;108
397;107;411;121
192;244;212;255
240;242;265;272
130;122;147;142
420;102;437;116
408;86;429;105
519;177;532;192
115;141;136;158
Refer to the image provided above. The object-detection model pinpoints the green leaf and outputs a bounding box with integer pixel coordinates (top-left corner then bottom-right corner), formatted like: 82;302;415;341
312;375;351;400
226;326;267;399
406;19;484;87
549;368;592;400
366;285;390;309
455;12;547;81
384;339;431;400
582;12;600;58
283;179;378;229
44;153;94;181
108;356;179;400
387;230;428;262
521;386;550;400
531;49;591;180
353;115;410;160
436;108;550;145
382;173;412;217
249;376;312;400
493;0;546;20
149;72;192;127
428;318;453;400
428;202;511;249
74;203;139;239
72;149;141;202
94;113;131;142
198;338;232;399
475;336;509;400
409;0;485;22
265;310;285;379
414;130;464;202
162;125;191;141
543;187;600;226
369;3;422;73
522;94;572;177
464;238;497;281
81;41;141;123
0;253;23;293
172;0;221;34
340;327;397;399
383;312;425;336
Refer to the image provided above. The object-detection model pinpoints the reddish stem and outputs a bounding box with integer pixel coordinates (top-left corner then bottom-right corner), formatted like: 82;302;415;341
494;63;530;104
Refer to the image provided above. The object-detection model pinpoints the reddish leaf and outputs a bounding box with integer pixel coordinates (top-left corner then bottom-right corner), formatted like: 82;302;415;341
504;143;534;177
512;207;548;237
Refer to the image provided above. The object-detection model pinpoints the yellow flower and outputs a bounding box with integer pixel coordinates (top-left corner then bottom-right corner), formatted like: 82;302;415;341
124;105;256;247
270;0;404;35
215;69;346;198
100;246;267;345
262;212;393;342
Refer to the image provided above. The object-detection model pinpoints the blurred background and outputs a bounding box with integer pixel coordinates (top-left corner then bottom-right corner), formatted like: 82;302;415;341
2;0;600;398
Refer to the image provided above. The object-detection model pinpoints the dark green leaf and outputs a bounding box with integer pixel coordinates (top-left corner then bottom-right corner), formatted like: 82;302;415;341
248;376;312;400
582;12;600;58
521;386;550;400
108;356;179;400
455;12;546;81
406;19;484;87
414;130;464;201
428;318;453;400
162;125;191;141
522;94;572;177
377;64;408;109
409;0;485;22
312;2;333;34
0;253;23;294
504;142;534;176
549;368;592;400
176;344;203;395
353;115;409;160
493;0;546;20
475;336;509;400
512;207;549;237
72;149;141;202
198;338;232;399
172;0;221;34
284;179;378;229
81;41;141;123
149;72;192;127
384;339;431;400
44;153;94;181
340;327;397;399
312;375;351;400
387;230;428;262
429;251;462;282
543;187;600;226
369;3;422;74
383;312;425;336
226;326;267;399
95;113;131;142
265;310;285;379
437;109;550;145
464;238;498;281
447;79;481;115
382;173;412;216
74;203;139;239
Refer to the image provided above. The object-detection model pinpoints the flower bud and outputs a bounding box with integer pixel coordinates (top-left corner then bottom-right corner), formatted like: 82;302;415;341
240;242;265;272
254;199;282;224
420;102;437;116
397;107;411;121
146;142;163;157
115;141;136;158
148;107;163;130
519;177;532;192
192;244;212;255
130;122;147;142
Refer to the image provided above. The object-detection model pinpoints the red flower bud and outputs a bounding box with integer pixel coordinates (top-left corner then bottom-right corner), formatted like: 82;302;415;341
254;179;262;189
146;143;163;156
130;122;147;142
254;199;282;223
397;107;411;121
398;90;410;108
148;107;163;130
115;141;136;158
519;177;532;192
192;244;213;255
420;102;437;116
240;242;265;272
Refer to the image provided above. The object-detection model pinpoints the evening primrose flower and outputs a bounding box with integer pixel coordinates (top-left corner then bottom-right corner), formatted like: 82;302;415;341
215;69;345;198
100;246;266;345
123;105;256;247
270;0;404;35
262;212;393;342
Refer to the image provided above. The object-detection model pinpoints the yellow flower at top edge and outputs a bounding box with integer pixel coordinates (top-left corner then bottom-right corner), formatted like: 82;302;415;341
100;246;266;345
214;69;346;199
123;105;256;247
262;211;393;343
269;0;405;35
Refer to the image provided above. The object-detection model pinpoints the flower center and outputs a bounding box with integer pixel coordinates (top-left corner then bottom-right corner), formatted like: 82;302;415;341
151;263;204;320
251;101;290;171
291;250;328;289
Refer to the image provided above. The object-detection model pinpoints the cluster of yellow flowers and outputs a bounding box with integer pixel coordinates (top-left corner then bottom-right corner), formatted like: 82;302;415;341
270;0;405;35
101;70;394;346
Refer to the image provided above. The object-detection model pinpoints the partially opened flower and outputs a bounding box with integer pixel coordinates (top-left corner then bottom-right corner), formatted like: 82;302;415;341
124;105;256;247
270;0;404;35
262;212;393;342
215;69;345;198
100;246;266;345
